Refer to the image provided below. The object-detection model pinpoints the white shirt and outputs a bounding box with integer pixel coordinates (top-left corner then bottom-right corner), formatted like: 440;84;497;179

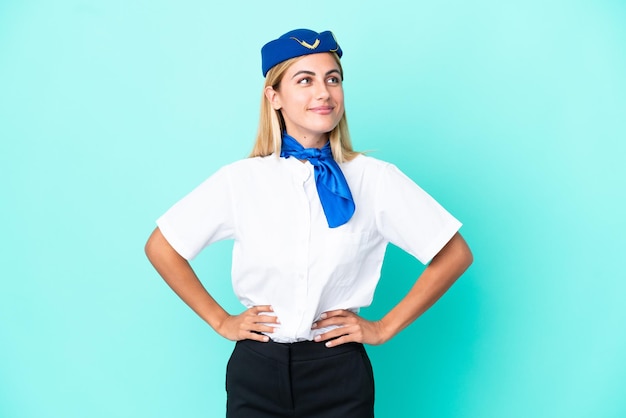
157;154;461;343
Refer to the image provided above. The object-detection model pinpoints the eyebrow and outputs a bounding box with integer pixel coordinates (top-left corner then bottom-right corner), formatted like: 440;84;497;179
291;69;342;79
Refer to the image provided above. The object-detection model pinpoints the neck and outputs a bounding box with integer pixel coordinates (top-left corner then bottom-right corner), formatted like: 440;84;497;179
286;132;329;149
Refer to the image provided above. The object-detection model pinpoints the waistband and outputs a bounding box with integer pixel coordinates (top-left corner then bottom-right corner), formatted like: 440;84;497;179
235;338;365;364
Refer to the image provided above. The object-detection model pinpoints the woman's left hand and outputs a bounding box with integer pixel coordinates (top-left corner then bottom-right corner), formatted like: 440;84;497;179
311;310;388;347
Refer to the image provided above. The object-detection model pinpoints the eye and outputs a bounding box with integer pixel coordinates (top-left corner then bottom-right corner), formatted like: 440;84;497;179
297;77;312;85
327;76;341;85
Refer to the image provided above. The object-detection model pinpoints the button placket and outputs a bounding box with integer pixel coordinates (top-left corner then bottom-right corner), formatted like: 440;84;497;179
291;162;314;337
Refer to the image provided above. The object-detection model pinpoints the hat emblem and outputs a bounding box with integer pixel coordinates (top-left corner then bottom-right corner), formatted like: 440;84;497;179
290;37;320;50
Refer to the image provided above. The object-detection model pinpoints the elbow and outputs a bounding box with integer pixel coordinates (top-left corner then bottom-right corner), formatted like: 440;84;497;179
144;227;186;268
463;246;474;270
448;232;473;274
430;232;473;273
457;232;473;267
144;239;154;261
144;227;163;263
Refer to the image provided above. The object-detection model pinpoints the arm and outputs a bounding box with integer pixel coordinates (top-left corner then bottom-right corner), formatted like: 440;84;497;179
144;227;278;342
313;232;473;347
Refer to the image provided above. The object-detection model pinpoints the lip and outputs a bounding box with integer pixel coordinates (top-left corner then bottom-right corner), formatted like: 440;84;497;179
308;106;334;115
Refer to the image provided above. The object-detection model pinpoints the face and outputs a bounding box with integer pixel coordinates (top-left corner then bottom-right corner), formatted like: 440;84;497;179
265;53;344;147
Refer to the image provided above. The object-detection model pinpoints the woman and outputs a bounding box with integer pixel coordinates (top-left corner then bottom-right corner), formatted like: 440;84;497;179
145;28;473;418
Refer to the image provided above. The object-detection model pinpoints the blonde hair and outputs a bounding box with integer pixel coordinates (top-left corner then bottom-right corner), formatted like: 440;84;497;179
249;53;359;163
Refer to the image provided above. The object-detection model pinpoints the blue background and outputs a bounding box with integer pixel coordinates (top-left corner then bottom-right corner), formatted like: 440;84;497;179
1;1;625;417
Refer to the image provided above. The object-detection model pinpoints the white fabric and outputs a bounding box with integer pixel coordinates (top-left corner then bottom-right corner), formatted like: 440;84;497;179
157;154;461;343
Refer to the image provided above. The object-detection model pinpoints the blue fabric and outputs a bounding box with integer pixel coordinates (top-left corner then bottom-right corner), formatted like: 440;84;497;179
261;29;342;77
280;133;355;228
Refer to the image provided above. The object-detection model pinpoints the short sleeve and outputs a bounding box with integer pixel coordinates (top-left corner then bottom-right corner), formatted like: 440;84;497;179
374;163;462;264
156;166;236;260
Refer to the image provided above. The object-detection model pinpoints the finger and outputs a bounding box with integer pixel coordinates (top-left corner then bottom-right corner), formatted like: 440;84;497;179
311;318;338;329
314;328;350;343
313;331;353;347
250;305;273;313
319;309;350;319
255;314;281;324
255;322;280;333
243;314;280;331
245;330;271;343
313;315;357;329
240;316;279;331
324;334;352;347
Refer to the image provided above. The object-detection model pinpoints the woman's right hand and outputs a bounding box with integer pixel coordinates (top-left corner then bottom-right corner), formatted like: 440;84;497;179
217;305;279;342
145;228;279;344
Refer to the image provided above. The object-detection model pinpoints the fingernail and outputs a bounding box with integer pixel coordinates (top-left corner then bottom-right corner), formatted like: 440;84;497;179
311;322;317;329
314;335;321;342
320;313;327;319
263;336;269;342
325;341;332;348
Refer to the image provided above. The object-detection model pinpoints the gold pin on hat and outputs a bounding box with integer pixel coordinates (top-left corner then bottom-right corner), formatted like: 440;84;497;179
290;37;320;50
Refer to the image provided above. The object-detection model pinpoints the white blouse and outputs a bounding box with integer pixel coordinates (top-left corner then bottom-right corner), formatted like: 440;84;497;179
157;154;461;343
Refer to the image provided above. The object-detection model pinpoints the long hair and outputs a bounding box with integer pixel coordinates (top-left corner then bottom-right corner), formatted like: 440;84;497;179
249;53;359;163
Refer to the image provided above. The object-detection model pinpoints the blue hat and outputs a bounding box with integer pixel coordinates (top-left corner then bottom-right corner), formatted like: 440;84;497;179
261;29;342;77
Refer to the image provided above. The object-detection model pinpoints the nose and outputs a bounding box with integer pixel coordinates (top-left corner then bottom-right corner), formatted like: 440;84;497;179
315;81;330;100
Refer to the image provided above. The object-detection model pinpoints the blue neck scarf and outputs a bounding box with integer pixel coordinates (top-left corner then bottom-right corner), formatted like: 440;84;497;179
280;133;355;228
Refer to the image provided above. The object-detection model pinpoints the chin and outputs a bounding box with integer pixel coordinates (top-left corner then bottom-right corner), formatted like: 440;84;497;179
314;122;340;135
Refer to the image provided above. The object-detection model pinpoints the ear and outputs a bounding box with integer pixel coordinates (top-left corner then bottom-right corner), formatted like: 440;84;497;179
264;86;282;110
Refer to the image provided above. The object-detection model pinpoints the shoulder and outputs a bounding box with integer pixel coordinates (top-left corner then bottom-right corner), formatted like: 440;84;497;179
340;154;391;173
214;154;298;192
339;154;399;184
226;154;277;168
341;154;429;199
218;154;281;176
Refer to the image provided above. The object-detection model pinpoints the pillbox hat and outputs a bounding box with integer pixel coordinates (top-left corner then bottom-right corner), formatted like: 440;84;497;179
261;29;342;77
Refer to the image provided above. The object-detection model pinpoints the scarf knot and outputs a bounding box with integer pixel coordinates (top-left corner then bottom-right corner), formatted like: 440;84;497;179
280;133;355;228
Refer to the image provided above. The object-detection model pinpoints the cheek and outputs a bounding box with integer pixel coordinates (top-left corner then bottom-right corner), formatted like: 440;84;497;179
332;89;344;105
334;92;345;114
282;93;309;112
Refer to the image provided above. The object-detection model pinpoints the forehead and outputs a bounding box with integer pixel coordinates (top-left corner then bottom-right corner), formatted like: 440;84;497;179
285;53;341;75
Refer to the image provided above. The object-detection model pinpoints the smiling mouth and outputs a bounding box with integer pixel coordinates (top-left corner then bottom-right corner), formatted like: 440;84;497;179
309;106;334;115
